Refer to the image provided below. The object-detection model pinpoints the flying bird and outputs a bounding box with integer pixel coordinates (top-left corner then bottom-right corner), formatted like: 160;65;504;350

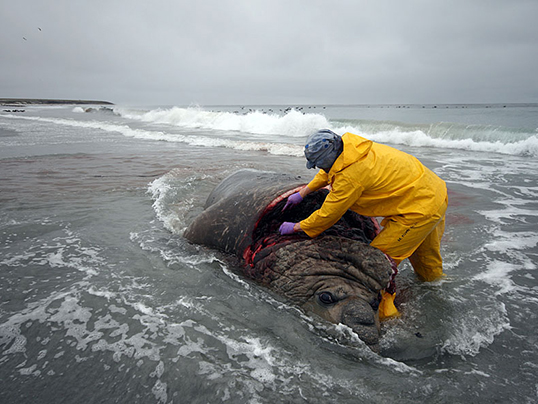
23;37;27;40
38;27;42;31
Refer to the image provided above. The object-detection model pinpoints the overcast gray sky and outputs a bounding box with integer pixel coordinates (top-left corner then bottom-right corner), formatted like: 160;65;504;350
1;0;537;106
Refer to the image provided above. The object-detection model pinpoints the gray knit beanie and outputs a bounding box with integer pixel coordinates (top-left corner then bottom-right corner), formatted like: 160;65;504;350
304;129;343;172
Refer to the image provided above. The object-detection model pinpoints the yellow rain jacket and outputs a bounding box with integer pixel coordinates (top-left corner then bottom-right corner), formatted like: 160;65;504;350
300;132;447;238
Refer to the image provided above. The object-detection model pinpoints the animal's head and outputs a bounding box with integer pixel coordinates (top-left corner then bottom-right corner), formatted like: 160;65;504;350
246;236;393;350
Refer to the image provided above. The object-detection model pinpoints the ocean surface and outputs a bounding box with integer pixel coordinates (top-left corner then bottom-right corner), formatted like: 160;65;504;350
1;103;537;403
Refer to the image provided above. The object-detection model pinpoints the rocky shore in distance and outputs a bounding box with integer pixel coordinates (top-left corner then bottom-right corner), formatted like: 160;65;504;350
0;98;114;106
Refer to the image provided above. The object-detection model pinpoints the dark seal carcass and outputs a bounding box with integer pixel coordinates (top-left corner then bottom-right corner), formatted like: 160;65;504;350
184;169;394;350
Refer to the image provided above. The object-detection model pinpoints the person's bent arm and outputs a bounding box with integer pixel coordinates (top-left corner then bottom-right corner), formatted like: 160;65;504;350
300;176;362;238
298;185;312;199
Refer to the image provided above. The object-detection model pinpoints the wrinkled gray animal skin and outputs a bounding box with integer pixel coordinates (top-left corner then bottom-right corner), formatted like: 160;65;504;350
184;169;393;350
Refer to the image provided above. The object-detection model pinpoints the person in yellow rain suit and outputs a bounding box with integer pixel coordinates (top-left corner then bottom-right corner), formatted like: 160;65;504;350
279;129;448;319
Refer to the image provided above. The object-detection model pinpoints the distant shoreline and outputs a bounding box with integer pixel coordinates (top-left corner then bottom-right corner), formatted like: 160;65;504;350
0;98;114;106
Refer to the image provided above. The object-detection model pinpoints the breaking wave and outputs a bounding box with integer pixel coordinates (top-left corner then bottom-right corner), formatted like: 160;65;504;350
114;105;538;158
5;105;538;158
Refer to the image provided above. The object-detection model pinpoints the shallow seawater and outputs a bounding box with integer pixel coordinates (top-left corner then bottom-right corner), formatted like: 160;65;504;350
1;105;537;403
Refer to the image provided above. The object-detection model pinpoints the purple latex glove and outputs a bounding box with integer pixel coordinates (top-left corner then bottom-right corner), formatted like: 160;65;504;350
279;222;296;235
282;192;303;211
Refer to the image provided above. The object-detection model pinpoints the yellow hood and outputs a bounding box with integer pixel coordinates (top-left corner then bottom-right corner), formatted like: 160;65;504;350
331;133;372;173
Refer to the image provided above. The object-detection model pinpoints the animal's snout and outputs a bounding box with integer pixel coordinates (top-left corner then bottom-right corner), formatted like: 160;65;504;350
341;298;375;326
340;298;380;347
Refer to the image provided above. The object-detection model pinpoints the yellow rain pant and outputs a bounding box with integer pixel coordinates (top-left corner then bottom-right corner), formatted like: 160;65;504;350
371;197;448;282
373;197;447;319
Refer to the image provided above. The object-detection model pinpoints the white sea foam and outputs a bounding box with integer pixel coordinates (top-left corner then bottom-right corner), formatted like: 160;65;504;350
441;302;510;356
0;229;103;277
474;261;521;295
333;123;538;158
147;170;195;234
117;106;329;137
219;263;251;290
470;179;538;294
472;228;538;295
483;229;538;255
5;107;538;157
117;105;538;157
